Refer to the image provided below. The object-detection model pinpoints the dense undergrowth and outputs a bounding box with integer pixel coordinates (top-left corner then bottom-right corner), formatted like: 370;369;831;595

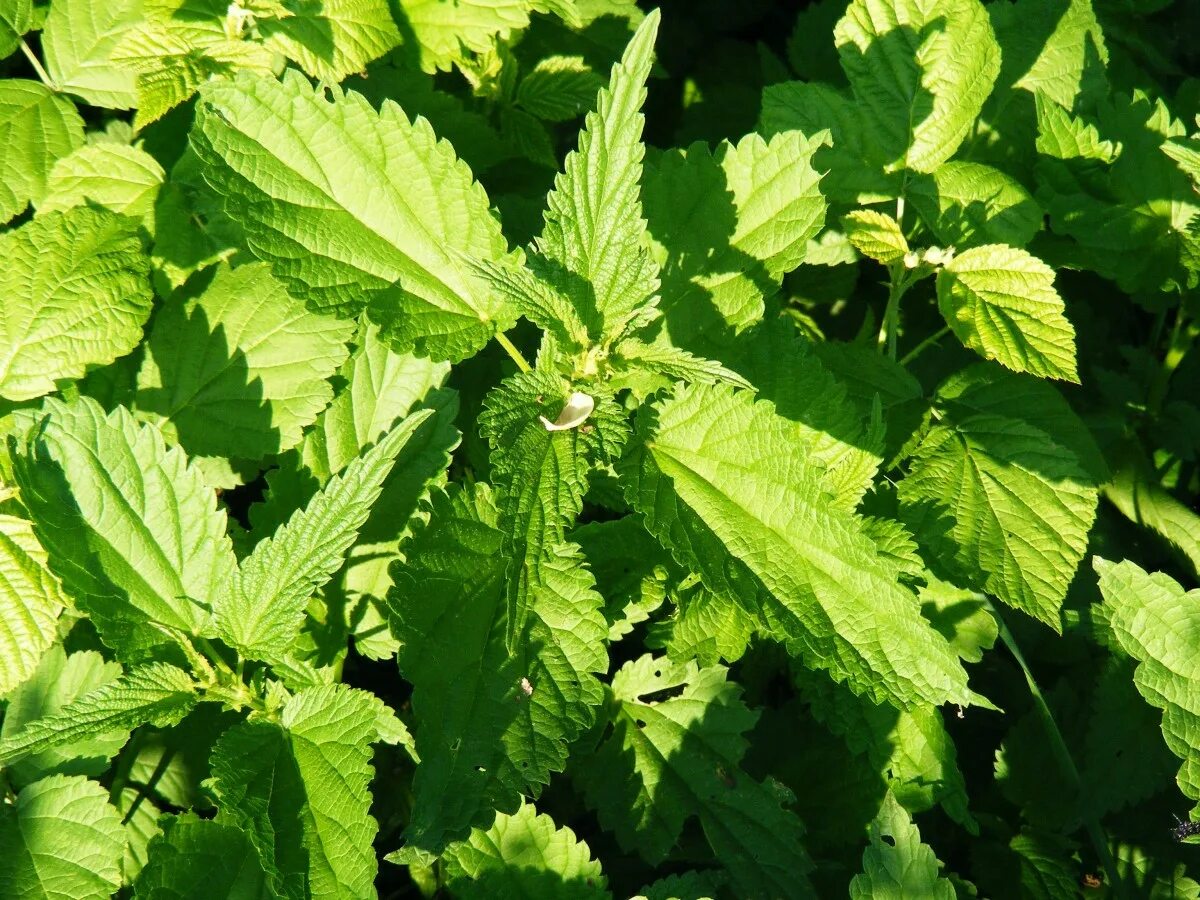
0;0;1199;897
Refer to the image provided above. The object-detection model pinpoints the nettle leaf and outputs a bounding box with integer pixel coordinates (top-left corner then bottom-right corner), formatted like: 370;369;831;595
441;801;608;899
516;55;604;122
834;0;1000;173
191;70;513;360
643;129;827;349
575;655;815;898
899;365;1101;630
397;0;532;73
532;11;660;347
1033;92;1117;162
0;663;197;767
39;143;165;223
989;0;1108;110
10;397;237;654
0;0;33;58
217;412;432;664
1094;560;1200;819
936;243;1079;382
42;0;142;109
0;79;85;223
135;262;354;460
849;791;955;899
621;383;973;710
0;208;152;402
909;161;1043;249
133;814;270;900
210;684;385;900
0;774;125;900
843;209;909;265
259;0;402;82
386;484;607;862
0;515;66;697
1;647;124;787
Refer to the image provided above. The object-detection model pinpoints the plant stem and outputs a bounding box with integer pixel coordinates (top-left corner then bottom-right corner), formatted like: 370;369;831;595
195;636;238;681
899;325;950;366
989;603;1125;895
495;331;531;373
876;269;907;360
20;39;55;89
1147;305;1190;416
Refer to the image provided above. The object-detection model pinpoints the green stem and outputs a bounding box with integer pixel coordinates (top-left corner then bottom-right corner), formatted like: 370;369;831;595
1147;306;1190;416
495;331;532;373
899;325;950;366
876;269;908;360
990;603;1124;895
195;636;238;681
19;39;55;89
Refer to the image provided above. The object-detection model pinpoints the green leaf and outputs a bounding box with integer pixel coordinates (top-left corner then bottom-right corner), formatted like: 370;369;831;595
192;71;514;360
0;208;152;401
609;340;753;391
516;55;603;121
936;244;1078;382
386;484;607;861
571;516;669;643
1103;444;1200;578
39;143;165;223
0;647;124;787
899;365;1100;629
42;0;142;108
441;801;608;899
210;683;385;900
0;663;196;767
0;774;125;900
533;11;660;346
10;396;237;654
0;515;66;696
1033;93;1117;161
133;814;270;900
843;209;909;265
621;383;974;710
908;161;1043;249
1093;559;1200;818
0;79;85;224
849;791;955;899
116;786;163;885
989;0;1108;110
135;262;353;460
0;0;32;59
397;0;532;73
574;655;814;898
259;0;402;81
216;411;432;664
834;0;1000;173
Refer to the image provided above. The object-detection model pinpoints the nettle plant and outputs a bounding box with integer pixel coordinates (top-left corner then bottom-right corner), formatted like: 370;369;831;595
1;0;1199;896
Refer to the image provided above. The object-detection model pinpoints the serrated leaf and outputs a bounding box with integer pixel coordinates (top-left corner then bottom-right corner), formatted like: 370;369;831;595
990;0;1108;110
398;0;531;73
1033;92;1117;161
571;516;669;643
0;515;66;696
1;647;124;787
135;262;353;460
610;340;753;391
0;774;125;900
209;683;386;900
133;814;270;900
936;244;1078;381
899;366;1099;629
191;71;513;360
849;791;955;899
39;143;165;223
386;484;607;861
0;0;33;59
621;383;973;710
575;655;814;898
1103;444;1200;578
516;55;603;121
42;0;142;108
909;161;1042;249
534;11;659;346
441;801;607;899
0;208;152;401
217;412;431;664
834;0;1000;173
843;209;909;264
0;663;196;767
10;396;237;654
259;0;401;81
0;79;85;224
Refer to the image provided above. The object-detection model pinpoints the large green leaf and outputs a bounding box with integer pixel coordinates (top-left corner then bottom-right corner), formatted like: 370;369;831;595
0;515;66;696
134;814;270;900
0;80;84;223
259;0;402;81
39;143;165;224
621;383;973;710
210;684;385;900
0;0;33;58
135;262;353;460
191;70;513;361
0;774;125;900
0;208;152;402
396;0;532;73
10;397;236;654
909;161;1042;249
42;0;142;108
386;484;607;862
575;655;814;898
